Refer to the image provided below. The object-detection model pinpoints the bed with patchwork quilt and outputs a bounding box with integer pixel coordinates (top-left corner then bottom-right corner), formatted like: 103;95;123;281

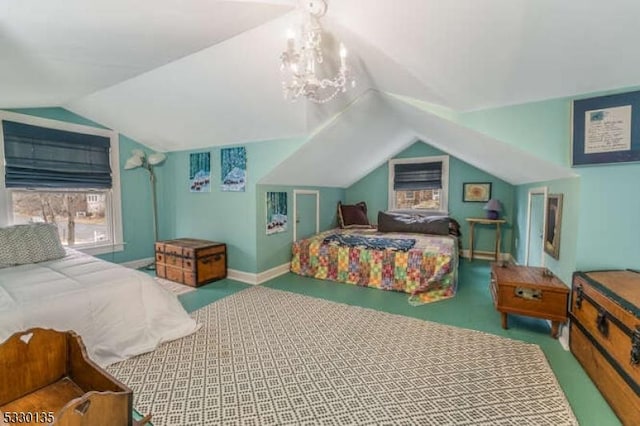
290;227;459;305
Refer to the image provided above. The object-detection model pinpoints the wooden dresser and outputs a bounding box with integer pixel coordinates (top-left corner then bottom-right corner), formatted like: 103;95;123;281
155;238;226;287
490;263;569;338
0;328;150;426
570;271;640;425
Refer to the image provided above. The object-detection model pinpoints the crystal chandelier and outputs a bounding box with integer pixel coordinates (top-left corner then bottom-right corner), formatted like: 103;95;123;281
280;0;355;103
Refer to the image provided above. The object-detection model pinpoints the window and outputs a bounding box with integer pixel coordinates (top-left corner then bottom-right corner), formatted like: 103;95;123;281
0;111;123;255
388;155;449;214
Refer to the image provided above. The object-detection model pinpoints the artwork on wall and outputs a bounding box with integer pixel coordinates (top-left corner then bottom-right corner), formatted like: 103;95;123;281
266;192;287;235
462;182;492;202
220;147;247;192
572;90;640;166
189;152;211;192
544;193;563;260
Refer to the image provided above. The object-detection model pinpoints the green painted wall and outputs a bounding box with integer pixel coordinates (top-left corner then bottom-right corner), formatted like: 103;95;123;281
459;87;640;279
513;178;580;285
2;108;155;263
256;185;345;272
458;100;570;167
156;138;306;273
346;141;516;254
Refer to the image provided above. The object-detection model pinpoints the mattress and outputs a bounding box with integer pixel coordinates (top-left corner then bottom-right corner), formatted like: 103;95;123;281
0;249;199;367
291;228;458;304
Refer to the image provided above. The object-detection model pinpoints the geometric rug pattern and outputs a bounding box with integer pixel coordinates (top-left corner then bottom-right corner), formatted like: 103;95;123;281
107;286;578;425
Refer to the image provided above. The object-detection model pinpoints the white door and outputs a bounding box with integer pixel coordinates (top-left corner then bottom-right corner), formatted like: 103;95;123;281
526;188;547;266
293;190;319;241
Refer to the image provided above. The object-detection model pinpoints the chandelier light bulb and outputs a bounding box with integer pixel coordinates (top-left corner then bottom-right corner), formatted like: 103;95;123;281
339;43;347;59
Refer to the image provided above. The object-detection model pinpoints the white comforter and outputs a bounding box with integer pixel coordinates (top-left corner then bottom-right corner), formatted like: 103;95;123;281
0;249;199;367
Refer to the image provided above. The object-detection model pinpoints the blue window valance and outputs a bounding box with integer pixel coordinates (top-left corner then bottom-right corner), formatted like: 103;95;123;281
2;120;112;189
393;161;443;190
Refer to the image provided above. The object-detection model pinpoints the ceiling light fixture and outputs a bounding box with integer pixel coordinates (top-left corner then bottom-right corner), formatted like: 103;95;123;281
280;0;355;104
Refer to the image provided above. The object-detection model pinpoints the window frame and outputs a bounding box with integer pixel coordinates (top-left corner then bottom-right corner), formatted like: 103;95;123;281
388;155;450;215
0;111;124;255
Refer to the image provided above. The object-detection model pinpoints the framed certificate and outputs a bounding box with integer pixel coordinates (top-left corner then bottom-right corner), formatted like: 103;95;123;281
572;90;640;166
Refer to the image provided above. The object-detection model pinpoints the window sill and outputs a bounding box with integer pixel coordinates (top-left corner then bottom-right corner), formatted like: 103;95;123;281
75;243;125;256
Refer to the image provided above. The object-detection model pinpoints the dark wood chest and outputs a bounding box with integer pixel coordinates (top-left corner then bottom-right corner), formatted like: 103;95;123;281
155;238;226;287
570;271;640;425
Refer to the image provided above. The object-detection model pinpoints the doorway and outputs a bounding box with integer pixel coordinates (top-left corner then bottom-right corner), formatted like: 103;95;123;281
526;187;547;266
293;190;319;241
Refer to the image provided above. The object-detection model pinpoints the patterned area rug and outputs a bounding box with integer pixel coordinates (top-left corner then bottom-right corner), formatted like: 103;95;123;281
154;277;196;295
108;287;578;425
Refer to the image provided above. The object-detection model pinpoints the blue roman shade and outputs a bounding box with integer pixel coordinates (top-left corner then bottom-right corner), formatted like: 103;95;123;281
393;161;442;190
2;120;112;189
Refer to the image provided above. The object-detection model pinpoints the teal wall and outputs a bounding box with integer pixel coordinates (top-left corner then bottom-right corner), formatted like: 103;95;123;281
156;138;305;274
346;141;516;254
2;108;154;263
458;100;570;167
256;185;345;272
459;88;640;281
513;178;580;285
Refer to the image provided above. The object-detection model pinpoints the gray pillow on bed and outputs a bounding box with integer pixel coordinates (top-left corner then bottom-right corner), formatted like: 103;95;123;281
377;211;451;235
0;223;66;268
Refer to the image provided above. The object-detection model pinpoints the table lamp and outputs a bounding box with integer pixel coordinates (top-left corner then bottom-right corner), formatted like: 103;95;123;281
484;198;502;220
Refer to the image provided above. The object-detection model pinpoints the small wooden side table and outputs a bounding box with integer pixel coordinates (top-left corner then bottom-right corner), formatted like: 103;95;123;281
466;217;506;261
490;263;569;338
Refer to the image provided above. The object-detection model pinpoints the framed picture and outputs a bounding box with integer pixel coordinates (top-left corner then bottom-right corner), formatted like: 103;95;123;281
266;192;287;235
220;147;247;192
572;90;640;166
544;194;563;260
462;182;491;202
189;152;211;192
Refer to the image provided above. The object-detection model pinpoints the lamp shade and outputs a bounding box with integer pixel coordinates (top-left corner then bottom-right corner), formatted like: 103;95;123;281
484;198;501;220
148;152;167;166
484;199;501;212
124;155;143;170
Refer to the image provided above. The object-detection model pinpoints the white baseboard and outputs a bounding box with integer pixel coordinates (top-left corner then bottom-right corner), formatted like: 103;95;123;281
461;249;511;262
120;257;290;285
121;257;154;269
228;263;290;285
227;269;258;285
257;263;290;284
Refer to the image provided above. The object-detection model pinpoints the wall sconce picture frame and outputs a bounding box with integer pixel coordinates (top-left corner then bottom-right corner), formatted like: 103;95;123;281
544;193;563;260
462;182;492;202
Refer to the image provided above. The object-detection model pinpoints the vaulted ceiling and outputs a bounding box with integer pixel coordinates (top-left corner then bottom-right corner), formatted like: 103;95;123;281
2;0;639;184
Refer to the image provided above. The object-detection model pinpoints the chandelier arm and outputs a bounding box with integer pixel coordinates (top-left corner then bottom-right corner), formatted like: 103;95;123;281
281;0;354;103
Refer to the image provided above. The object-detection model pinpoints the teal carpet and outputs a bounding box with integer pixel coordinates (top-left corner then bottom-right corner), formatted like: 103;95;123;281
176;259;620;426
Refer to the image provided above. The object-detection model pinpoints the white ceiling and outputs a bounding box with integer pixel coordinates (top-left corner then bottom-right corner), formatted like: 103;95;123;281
2;0;639;183
0;0;291;108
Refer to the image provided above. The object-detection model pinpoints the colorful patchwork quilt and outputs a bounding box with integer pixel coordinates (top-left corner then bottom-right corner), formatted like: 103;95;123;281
291;228;459;305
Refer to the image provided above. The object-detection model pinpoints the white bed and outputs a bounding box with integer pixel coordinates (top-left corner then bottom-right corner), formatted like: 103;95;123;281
0;249;199;367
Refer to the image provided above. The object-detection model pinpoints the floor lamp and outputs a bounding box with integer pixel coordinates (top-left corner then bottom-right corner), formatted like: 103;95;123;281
124;149;167;269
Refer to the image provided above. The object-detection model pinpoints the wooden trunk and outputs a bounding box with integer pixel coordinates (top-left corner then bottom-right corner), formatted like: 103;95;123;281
490;263;569;337
570;271;640;425
155;238;226;287
0;328;147;426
